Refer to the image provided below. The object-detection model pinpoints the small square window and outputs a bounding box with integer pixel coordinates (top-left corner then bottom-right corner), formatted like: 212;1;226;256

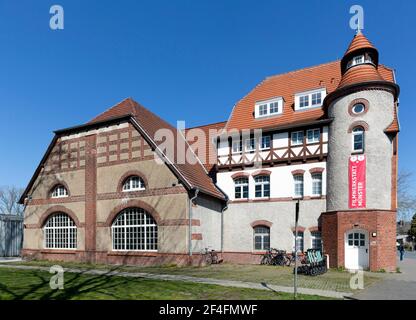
260;136;270;150
291;131;304;146
270;102;279;114
311;92;322;106
259;104;268;116
299;95;309;108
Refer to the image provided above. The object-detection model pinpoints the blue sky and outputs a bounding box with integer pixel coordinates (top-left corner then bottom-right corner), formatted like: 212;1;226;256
0;0;415;191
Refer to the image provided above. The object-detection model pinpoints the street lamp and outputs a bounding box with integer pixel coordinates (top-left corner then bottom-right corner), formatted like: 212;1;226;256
294;199;300;300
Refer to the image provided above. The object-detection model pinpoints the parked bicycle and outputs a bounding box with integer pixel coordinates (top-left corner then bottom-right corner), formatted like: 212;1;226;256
261;248;306;267
201;248;223;265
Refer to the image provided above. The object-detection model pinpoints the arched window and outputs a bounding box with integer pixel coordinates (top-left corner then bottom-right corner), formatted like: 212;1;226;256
44;213;77;249
293;231;304;252
346;54;373;69
234;177;249;199
352;127;365;152
293;174;304;198
311;173;322;196
122;176;145;192
253;226;270;251
254;175;270;198
311;231;322;250
51;185;68;198
112;208;158;251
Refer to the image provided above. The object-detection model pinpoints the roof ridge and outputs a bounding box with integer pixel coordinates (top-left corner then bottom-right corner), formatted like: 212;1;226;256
186;120;227;130
265;60;341;80
89;97;136;123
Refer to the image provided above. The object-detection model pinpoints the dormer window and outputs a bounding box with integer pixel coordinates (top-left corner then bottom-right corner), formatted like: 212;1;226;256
123;176;145;191
51;185;68;198
295;88;326;110
254;97;283;118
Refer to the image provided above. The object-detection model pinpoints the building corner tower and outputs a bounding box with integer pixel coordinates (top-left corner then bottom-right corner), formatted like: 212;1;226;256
321;31;400;271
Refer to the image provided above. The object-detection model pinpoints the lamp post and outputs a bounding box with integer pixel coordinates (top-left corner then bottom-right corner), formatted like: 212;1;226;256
294;199;300;300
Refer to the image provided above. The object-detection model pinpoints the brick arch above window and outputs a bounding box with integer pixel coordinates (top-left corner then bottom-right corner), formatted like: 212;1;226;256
48;181;71;198
38;206;83;228
104;199;162;227
251;170;271;177
348;121;369;133
348;98;370;117
117;170;149;192
231;172;250;180
250;220;273;228
309;167;325;174
291;169;305;176
291;226;305;232
308;226;321;232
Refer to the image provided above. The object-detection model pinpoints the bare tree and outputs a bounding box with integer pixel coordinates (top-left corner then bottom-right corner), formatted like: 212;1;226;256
0;186;24;216
398;171;416;222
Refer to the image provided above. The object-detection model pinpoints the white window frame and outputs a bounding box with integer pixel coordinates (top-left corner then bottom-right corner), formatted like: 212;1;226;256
293;174;304;198
44;213;77;250
311;231;322;250
254;226;270;251
245;138;256;152
352;127;365;153
234;177;249;199
260;136;271;150
112;208;158;252
293;231;304;252
51;185;69;198
232;140;242;154
254;97;283;118
295;88;326;110
311;173;322;196
291;131;304;146
346;54;374;69
123;176;145;192
306;129;320;143
254;175;270;198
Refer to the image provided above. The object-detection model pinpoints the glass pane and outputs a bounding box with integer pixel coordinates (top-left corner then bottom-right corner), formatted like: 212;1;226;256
348;233;353;240
360;233;365;239
348;240;353;246
360;240;365;247
354;240;359;246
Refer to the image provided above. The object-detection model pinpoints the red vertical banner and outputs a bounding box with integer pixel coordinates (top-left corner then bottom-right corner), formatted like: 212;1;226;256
349;155;366;209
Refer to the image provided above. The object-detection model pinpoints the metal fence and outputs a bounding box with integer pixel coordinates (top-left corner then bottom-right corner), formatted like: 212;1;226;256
0;214;23;257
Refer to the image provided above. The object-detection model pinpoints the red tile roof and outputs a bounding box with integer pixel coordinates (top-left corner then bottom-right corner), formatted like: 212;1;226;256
91;98;226;200
344;32;376;56
224;60;394;131
337;64;384;88
185;121;227;173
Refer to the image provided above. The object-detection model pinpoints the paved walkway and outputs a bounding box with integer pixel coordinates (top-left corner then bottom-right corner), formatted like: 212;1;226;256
0;263;351;299
353;253;416;300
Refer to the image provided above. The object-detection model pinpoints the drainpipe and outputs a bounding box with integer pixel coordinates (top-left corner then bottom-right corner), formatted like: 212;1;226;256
221;198;229;253
189;188;199;257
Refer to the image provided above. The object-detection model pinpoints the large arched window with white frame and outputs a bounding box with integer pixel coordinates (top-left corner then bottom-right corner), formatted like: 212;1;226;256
43;213;77;249
111;208;158;251
122;176;146;192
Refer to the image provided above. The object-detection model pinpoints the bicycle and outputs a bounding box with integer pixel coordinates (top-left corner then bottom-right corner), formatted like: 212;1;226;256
201;248;222;265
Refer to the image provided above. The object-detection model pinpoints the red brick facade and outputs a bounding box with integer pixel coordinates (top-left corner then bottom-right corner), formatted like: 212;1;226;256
321;210;397;272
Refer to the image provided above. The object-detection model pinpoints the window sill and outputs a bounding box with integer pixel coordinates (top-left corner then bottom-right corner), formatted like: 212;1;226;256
108;251;158;257
351;151;364;155
233;199;249;203
41;249;78;254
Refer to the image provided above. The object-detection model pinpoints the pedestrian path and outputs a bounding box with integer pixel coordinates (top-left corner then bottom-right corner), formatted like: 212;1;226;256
0;263;351;299
353;253;416;300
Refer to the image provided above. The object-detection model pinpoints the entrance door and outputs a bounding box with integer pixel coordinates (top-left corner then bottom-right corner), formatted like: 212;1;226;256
345;230;369;270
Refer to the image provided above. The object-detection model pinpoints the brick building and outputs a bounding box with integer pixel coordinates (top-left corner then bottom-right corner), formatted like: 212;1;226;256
20;32;400;271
